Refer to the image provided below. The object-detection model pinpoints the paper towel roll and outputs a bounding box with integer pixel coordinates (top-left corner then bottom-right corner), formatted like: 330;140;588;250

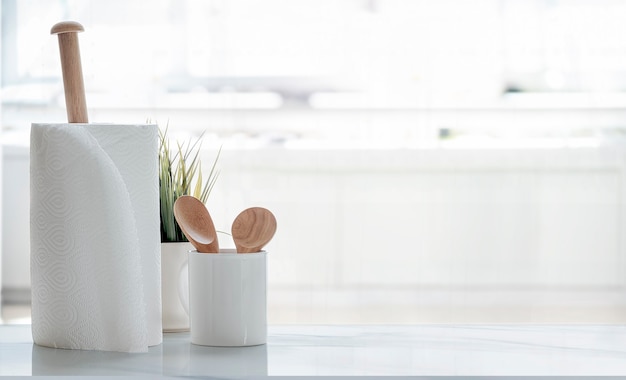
30;123;162;352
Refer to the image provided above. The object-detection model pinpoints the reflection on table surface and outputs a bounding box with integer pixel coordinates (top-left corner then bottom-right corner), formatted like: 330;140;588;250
31;332;267;377
3;325;626;376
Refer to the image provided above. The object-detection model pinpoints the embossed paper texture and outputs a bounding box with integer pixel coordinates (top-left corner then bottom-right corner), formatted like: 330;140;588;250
30;123;161;352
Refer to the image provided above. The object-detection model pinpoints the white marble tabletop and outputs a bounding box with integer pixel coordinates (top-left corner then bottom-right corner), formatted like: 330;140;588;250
1;324;626;376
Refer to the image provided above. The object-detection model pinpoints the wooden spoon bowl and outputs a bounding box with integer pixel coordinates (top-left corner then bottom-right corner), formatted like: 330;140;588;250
231;207;277;253
173;195;219;253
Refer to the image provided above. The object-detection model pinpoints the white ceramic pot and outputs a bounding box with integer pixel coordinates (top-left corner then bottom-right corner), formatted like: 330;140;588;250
161;241;192;332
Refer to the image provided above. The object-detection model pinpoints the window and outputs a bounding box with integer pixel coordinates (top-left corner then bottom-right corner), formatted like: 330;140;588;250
3;0;626;125
2;0;626;147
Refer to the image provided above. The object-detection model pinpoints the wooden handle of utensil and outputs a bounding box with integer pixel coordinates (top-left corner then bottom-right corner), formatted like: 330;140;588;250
51;21;88;123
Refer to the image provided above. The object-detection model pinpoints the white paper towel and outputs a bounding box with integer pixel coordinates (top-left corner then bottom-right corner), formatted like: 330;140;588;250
30;123;162;352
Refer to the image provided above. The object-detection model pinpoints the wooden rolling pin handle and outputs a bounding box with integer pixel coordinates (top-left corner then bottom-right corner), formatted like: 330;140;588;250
51;21;88;123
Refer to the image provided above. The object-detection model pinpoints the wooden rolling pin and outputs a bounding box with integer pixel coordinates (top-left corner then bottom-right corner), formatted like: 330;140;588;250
51;21;88;123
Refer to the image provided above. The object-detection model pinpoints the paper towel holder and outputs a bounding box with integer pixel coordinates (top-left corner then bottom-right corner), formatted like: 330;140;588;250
51;21;89;124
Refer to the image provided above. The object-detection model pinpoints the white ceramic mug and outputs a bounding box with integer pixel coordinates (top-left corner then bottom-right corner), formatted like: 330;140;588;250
188;249;267;346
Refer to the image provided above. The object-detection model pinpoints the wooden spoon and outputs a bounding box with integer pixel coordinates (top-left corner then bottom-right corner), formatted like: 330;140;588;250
231;207;277;253
173;195;219;253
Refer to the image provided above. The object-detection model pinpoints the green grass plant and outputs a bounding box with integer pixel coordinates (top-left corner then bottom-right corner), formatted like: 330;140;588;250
159;125;221;242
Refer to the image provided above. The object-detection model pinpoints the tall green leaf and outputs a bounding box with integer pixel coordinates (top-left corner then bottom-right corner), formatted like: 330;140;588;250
158;125;221;242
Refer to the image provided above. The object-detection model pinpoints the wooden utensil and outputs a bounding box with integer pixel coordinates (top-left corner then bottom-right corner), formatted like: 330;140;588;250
51;21;88;123
173;195;219;253
231;207;277;253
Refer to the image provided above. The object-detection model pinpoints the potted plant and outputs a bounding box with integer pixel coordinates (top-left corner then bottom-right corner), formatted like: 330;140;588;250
159;125;220;332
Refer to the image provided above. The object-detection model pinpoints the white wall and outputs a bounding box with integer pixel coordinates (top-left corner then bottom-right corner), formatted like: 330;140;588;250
1;146;30;294
4;144;626;322
0;3;3;310
0;138;2;309
206;146;626;323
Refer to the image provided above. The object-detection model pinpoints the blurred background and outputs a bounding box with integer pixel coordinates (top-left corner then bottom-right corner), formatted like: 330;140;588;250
3;0;626;324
